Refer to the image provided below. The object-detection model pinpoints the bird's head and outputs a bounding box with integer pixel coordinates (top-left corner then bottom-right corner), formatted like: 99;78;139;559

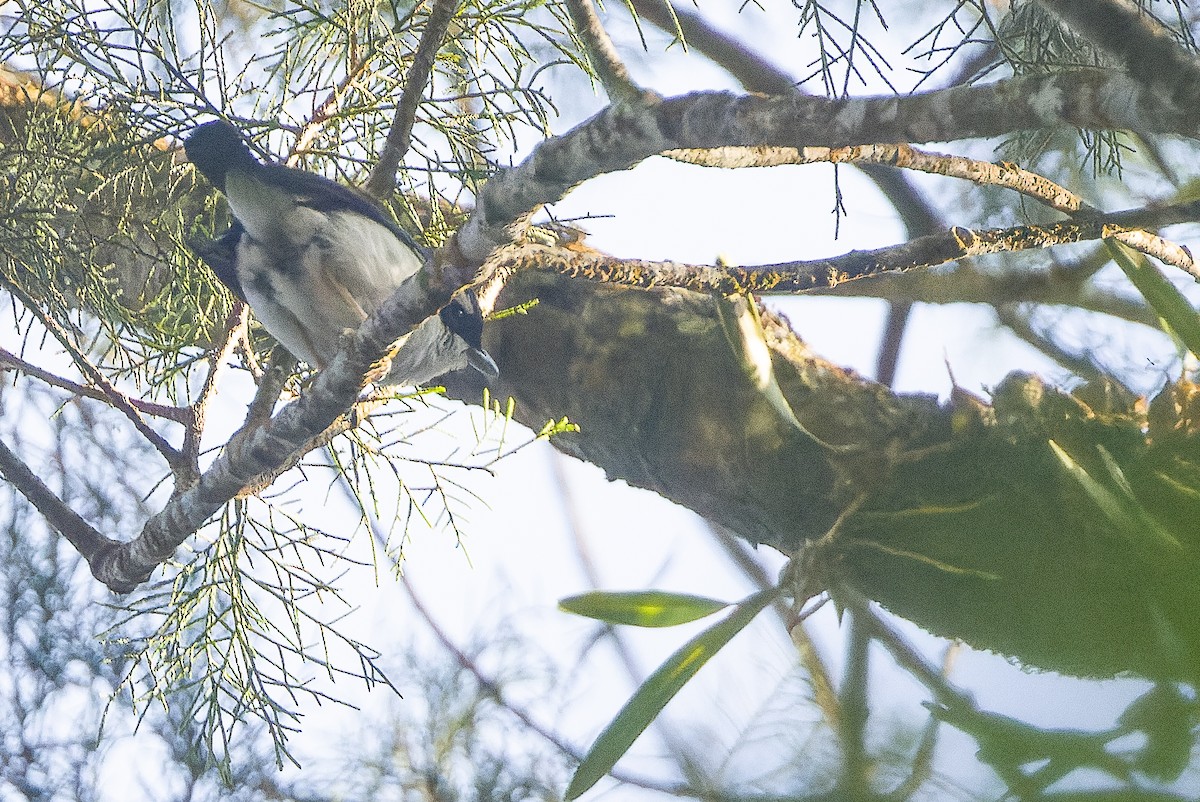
184;120;259;191
440;291;499;378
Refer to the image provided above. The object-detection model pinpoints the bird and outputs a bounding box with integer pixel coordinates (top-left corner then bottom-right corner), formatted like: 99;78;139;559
184;120;498;386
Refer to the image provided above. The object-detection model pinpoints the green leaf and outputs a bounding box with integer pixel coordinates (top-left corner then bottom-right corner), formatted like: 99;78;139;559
1049;440;1181;554
1106;239;1200;360
558;590;731;627
715;292;807;433
564;587;778;800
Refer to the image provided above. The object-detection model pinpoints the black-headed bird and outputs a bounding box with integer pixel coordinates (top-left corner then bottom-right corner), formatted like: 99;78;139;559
184;120;498;385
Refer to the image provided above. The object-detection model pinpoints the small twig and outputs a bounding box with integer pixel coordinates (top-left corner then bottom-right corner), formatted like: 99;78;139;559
289;52;382;166
707;522;842;734
838;583;976;711
0;346;186;422
1034;0;1200;108
667;143;1095;216
887;643;958;800
365;0;461;198
667;144;1198;277
179;303;250;491
331;469;692;797
628;0;795;95
1;281;187;472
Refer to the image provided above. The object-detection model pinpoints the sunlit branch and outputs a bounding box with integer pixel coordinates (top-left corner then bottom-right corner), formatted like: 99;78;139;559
290;57;379;166
666;143;1198;276
631;4;936;389
667;143;1096;216
817;248;1160;331
478;220;1164;298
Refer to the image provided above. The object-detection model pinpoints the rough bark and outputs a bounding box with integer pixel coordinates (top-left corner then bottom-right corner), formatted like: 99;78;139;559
445;270;1200;684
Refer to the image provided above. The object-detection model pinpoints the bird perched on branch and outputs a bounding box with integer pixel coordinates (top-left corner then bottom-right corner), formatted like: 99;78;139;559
184;120;497;385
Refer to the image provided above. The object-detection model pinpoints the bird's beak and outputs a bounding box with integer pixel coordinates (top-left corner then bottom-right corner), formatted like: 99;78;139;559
467;347;500;378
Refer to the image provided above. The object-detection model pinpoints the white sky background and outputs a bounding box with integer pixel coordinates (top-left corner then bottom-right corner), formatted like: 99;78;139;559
18;0;1200;799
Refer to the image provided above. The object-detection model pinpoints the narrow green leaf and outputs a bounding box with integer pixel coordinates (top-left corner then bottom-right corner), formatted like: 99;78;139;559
1106;240;1200;359
1049;440;1180;553
715;291;807;432
565;587;779;800
558;590;731;627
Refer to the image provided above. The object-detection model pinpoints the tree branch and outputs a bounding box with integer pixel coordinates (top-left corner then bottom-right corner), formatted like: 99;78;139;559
665;143;1196;276
457;69;1193;263
627;0;795;95
0;437;117;564
1;279;187;472
365;0;461;198
564;0;644;102
1034;0;1200;106
478;219;1174;298
90;272;460;593
0;347;186;422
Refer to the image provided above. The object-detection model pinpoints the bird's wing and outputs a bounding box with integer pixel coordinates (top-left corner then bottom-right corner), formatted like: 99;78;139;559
255;164;429;258
309;209;427;314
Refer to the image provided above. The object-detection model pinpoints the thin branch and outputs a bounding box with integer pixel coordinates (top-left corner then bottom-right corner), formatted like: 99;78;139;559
179;303;250;492
665;143;1197;276
628;5;938;393
478;219;1168;299
707;522;842;735
90;268;461;593
1;282;186;472
838;612;871;797
0;436;117;562
0;346;186;422
332;467;694;798
365;0;461;198
564;0;644;102
290;52;383;165
666;143;1097;217
838;584;977;711
627;0;795;95
875;300;913;389
995;305;1113;385
1034;0;1200;104
818;248;1160;330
